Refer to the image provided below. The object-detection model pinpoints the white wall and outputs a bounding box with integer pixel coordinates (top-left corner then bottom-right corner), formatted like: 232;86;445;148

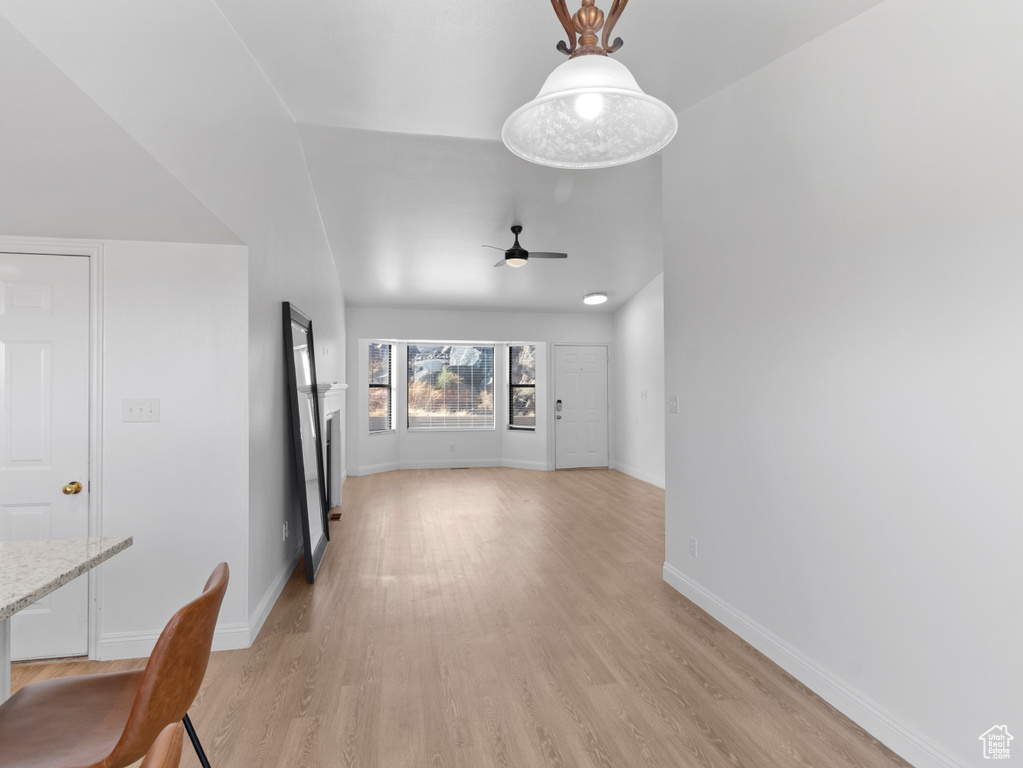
612;273;665;488
0;1;349;638
346;308;612;475
661;3;1023;767
100;240;249;656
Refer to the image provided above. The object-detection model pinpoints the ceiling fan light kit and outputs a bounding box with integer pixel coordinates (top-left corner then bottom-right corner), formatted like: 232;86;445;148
503;0;677;169
487;225;568;268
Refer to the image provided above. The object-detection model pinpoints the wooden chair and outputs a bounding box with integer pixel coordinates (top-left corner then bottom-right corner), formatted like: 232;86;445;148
0;563;228;768
141;723;185;768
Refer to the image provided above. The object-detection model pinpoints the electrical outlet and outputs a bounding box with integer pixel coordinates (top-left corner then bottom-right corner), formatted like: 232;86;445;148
122;398;161;422
668;395;679;414
449;443;455;452
283;521;289;541
690;537;698;557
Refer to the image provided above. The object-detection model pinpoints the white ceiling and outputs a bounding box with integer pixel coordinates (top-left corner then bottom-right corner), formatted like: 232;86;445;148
299;124;663;313
8;0;884;313
215;0;883;140
224;0;880;313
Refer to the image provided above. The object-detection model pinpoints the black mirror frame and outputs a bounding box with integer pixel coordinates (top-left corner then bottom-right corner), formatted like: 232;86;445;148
282;301;330;583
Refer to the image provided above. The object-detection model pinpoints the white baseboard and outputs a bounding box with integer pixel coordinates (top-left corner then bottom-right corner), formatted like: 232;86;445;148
661;563;968;768
97;621;250;661
399;458;501;470
356;459;554;474
501;459;549;471
98;543;301;662
214;622;252;651
352;461;401;476
613;461;665;488
247;542;304;644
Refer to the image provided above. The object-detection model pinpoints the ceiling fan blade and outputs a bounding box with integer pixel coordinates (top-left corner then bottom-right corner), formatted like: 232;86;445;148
528;252;568;259
482;244;505;251
493;259;507;267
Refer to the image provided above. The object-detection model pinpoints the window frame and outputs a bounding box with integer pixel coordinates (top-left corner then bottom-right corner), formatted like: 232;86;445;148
508;344;536;431
368;342;394;434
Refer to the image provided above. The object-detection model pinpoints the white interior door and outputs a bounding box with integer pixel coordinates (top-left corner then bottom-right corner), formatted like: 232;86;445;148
554;345;609;469
0;253;90;659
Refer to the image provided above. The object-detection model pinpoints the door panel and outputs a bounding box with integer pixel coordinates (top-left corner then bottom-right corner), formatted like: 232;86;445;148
554;345;609;469
6;342;51;464
0;253;90;659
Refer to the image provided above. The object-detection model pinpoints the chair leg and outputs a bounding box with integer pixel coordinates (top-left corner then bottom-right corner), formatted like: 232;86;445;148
182;713;213;768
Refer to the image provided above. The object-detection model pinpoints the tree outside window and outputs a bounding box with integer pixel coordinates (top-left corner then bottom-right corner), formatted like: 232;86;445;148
509;344;536;429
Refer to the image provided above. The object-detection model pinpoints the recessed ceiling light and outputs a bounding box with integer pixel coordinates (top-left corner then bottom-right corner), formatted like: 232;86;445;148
584;292;608;305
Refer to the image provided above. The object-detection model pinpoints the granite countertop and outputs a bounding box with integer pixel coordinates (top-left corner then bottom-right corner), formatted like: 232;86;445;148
0;536;133;621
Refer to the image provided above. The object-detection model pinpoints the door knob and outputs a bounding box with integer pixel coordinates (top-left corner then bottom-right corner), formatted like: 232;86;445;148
62;481;83;495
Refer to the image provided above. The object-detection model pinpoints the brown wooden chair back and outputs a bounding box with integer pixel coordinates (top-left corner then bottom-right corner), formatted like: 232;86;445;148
102;563;229;768
139;723;185;768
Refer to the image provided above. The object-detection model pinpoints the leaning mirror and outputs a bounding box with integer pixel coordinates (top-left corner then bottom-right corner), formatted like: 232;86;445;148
283;302;330;583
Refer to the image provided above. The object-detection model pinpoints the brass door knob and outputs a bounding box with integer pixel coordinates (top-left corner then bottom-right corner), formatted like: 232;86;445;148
62;481;83;495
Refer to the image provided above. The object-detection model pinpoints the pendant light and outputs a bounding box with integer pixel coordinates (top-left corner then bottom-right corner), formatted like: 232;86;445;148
503;0;677;169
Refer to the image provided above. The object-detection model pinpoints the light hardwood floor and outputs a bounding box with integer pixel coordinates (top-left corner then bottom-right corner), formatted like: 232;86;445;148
13;468;912;767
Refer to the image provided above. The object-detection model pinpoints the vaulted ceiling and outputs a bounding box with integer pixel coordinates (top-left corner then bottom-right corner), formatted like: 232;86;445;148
1;0;884;312
215;0;883;141
215;0;882;312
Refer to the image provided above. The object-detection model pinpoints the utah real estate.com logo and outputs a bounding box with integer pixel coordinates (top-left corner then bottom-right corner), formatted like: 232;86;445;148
979;725;1013;760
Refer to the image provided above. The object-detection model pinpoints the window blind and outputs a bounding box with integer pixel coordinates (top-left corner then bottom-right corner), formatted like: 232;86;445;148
407;345;495;430
368;342;393;432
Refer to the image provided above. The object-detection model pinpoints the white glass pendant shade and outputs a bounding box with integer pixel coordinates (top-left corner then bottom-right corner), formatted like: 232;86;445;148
503;55;677;169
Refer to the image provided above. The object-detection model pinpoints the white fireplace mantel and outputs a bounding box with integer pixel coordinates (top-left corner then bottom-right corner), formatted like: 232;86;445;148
317;383;348;507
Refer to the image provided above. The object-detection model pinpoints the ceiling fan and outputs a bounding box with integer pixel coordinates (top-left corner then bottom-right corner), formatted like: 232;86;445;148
484;225;568;268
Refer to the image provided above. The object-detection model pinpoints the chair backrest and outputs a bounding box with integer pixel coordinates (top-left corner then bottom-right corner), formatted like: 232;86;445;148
140;723;185;768
102;562;229;768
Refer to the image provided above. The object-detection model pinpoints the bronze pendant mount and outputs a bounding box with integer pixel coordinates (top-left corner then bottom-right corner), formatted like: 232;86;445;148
551;0;628;58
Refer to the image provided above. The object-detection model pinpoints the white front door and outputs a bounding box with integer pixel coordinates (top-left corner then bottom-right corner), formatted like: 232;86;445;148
0;253;91;659
554;345;609;469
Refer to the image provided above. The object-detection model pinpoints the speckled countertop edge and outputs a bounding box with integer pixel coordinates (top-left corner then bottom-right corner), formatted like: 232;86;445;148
0;536;133;621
